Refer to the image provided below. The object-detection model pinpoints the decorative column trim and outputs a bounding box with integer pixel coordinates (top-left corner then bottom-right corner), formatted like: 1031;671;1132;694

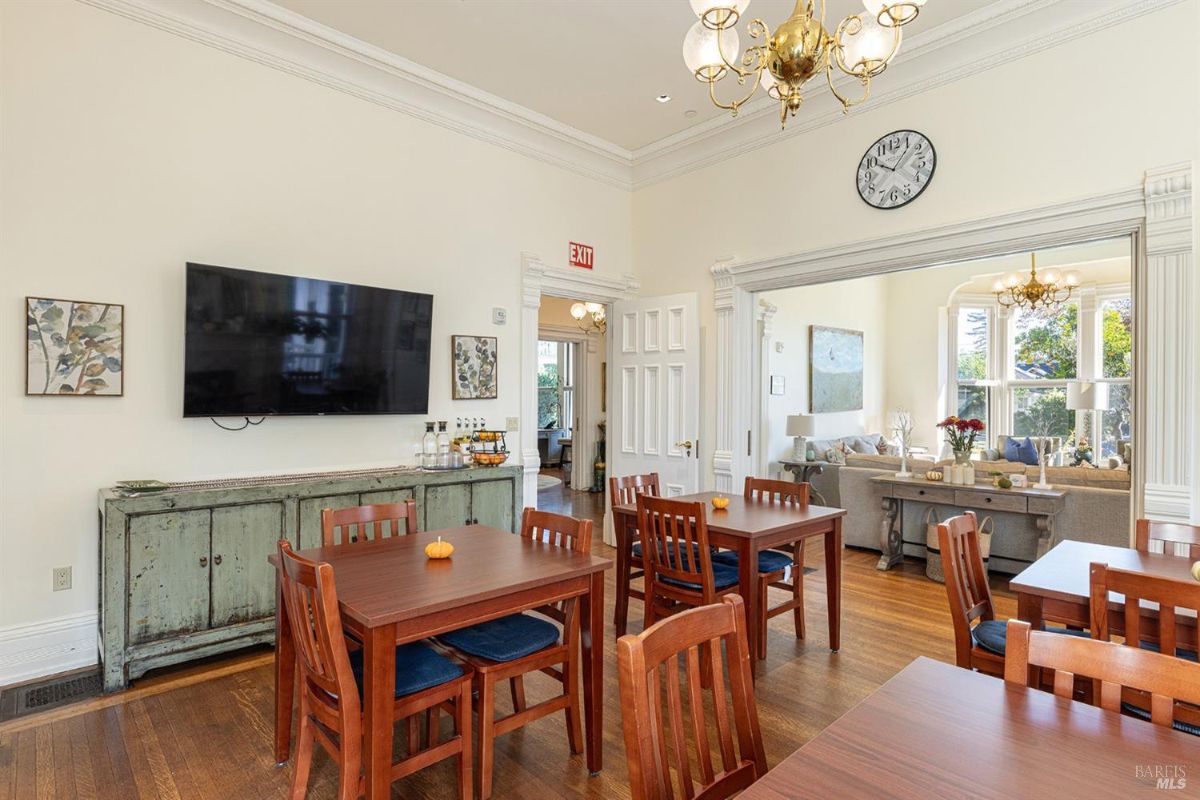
755;300;778;477
1141;164;1194;522
712;259;753;492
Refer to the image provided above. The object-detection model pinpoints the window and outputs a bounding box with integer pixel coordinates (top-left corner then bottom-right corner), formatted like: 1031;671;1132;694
1011;304;1077;381
954;307;990;431
1099;296;1133;457
537;340;574;430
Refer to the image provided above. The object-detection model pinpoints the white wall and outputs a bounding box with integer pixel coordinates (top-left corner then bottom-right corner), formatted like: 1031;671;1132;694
761;276;888;476
633;1;1198;490
0;1;631;680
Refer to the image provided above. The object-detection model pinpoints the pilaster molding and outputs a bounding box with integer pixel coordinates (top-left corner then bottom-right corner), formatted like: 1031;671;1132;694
711;259;753;491
1140;163;1194;522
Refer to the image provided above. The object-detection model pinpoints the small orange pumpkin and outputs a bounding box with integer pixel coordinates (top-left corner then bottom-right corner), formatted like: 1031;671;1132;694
1191;561;1200;582
424;536;454;559
711;496;731;510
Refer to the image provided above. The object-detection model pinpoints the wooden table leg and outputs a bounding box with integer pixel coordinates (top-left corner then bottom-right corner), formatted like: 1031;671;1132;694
273;567;296;765
1017;591;1044;687
363;623;396;800
826;518;843;653
613;512;631;637
737;539;760;665
581;570;604;775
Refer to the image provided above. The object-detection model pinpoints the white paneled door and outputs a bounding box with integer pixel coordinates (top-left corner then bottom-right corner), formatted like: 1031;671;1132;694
609;293;700;499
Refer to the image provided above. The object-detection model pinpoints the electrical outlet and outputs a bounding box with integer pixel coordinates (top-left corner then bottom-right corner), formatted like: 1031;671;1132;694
52;566;72;592
506;416;519;432
492;307;507;325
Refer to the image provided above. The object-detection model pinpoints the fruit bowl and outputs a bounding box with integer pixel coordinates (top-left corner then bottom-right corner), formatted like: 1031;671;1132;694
472;451;509;467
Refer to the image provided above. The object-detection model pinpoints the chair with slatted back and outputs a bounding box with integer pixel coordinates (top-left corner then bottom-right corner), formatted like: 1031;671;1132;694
275;540;473;800
711;477;810;659
638;495;740;629
321;500;419;547
938;512;1006;677
437;507;592;799
1005;618;1200;735
617;594;767;800
611;473;661;636
1089;562;1200;734
1136;518;1200;559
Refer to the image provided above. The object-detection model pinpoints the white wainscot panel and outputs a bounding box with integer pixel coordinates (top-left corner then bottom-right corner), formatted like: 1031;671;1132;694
667;363;686;458
621;311;638;354
667;305;686;351
643;365;660;456
621;365;637;454
644;309;662;353
665;483;686;497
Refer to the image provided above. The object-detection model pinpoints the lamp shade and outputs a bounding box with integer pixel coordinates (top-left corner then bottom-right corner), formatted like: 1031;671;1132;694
1066;381;1110;411
786;414;816;437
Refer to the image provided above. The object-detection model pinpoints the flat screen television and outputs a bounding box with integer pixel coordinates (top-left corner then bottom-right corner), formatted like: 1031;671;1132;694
184;263;433;417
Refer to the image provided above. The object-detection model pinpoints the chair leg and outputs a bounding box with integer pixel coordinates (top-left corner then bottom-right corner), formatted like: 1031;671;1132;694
407;714;421;755
564;650;583;755
456;680;474;800
509;676;526;713
289;709;315;800
427;705;440;746
757;575;768;661
335;722;359;800
614;546;633;637
794;546;806;640
643;579;657;631
477;674;496;800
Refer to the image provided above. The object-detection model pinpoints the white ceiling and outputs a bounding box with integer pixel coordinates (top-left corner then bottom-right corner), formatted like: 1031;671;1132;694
271;0;994;151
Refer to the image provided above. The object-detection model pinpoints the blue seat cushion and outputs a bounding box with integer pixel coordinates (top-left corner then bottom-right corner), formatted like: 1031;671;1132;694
971;619;1090;656
660;561;741;592
438;613;560;662
1136;640;1200;662
348;641;463;698
712;549;795;573
1120;702;1200;736
632;541;702;560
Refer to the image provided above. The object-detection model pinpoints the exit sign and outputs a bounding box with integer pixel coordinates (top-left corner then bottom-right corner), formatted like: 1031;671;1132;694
569;242;594;269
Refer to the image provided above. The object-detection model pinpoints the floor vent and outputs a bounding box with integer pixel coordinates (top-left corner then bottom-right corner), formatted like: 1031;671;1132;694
0;669;102;722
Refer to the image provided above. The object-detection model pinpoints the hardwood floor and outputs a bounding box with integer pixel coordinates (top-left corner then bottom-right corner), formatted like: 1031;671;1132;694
0;524;1016;799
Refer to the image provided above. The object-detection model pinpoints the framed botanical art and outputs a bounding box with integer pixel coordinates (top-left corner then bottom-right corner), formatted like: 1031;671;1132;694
26;296;124;396
809;325;863;413
451;335;498;399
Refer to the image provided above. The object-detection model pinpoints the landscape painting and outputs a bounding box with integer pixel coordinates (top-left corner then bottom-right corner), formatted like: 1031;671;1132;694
26;297;124;396
451;334;498;399
810;325;862;413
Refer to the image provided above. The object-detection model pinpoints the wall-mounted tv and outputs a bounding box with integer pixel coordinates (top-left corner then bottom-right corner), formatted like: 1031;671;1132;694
184;263;433;417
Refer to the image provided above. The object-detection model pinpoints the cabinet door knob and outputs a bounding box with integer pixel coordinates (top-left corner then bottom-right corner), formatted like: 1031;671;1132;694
199;556;209;568
214;554;223;565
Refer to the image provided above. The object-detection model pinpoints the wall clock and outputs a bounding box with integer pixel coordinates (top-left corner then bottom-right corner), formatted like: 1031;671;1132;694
856;130;935;210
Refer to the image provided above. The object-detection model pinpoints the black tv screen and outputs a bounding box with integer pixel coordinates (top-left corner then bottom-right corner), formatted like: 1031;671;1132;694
184;263;433;417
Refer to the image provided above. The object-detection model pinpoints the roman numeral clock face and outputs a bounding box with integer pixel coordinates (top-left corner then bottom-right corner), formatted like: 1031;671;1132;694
857;130;936;210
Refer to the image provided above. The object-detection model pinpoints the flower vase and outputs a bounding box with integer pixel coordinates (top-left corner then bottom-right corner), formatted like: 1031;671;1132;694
896;443;911;478
953;449;972;466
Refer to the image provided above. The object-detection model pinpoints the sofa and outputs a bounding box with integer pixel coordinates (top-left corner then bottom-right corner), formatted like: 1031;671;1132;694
802;453;1131;574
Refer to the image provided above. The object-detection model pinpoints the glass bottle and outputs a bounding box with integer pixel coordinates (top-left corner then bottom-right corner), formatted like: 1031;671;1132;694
436;421;451;468
421;421;437;469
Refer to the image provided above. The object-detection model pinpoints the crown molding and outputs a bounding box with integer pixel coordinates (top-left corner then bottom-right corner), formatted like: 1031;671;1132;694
78;0;1185;193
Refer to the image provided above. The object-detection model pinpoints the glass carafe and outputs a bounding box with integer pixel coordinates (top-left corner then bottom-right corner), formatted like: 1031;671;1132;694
421;421;437;469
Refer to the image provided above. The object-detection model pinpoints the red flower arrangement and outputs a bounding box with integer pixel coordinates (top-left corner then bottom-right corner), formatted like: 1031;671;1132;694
937;415;985;453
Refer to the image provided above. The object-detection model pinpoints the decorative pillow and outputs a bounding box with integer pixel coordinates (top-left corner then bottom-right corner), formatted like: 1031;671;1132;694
825;447;846;465
1003;436;1040;466
849;437;876;454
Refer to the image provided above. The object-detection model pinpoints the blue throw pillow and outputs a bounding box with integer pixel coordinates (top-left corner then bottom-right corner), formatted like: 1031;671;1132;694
1004;436;1040;466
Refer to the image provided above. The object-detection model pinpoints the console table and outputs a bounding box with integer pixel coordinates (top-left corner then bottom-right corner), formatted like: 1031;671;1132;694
870;474;1066;572
97;465;521;692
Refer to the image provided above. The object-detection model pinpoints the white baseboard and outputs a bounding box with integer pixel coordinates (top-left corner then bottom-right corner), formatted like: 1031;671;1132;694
0;612;99;687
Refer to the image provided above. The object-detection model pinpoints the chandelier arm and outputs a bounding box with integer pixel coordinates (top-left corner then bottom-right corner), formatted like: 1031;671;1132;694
824;64;871;113
831;12;901;79
711;18;770;81
707;71;765;114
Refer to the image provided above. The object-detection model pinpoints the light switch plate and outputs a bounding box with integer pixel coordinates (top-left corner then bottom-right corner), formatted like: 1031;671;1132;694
506;416;519;431
492;307;507;325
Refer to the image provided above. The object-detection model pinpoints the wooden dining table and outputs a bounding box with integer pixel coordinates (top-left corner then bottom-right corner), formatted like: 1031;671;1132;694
611;491;846;658
270;525;612;800
739;656;1199;799
1011;539;1198;649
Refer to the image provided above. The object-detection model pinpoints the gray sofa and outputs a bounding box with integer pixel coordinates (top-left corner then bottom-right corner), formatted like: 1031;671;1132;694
804;453;1131;574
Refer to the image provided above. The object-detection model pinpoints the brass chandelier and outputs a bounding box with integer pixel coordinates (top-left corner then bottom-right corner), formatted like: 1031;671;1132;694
570;301;607;335
682;0;927;128
992;255;1080;311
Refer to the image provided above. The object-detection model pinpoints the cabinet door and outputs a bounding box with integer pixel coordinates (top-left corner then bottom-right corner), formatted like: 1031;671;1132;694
472;480;515;532
358;488;414;506
210;502;286;628
425;483;472;532
127;510;211;646
297;493;360;549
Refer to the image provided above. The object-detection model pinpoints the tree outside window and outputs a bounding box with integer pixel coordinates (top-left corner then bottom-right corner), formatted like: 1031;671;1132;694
1100;297;1132;457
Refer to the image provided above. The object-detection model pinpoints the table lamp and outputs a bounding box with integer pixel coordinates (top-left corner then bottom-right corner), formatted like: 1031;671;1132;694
786;414;816;461
1066;381;1109;442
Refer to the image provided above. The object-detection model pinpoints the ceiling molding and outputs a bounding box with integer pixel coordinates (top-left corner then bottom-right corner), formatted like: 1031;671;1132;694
78;0;1185;193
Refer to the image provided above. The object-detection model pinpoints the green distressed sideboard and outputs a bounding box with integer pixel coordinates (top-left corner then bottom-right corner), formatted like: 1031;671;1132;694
98;465;521;692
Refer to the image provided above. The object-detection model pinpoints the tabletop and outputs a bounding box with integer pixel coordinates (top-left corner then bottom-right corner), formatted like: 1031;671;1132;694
1011;540;1198;604
739;657;1198;799
611;491;845;539
269;525;611;628
870;472;1067;499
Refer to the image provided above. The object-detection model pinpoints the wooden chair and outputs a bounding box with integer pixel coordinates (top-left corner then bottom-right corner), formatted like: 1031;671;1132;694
1089;562;1200;732
611;473;661;636
321;500;419;546
1005;618;1200;734
617;595;767;800
638;495;740;629
1135;518;1200;559
437;508;592;799
712;477;809;660
275;540;472;800
938;511;1005;677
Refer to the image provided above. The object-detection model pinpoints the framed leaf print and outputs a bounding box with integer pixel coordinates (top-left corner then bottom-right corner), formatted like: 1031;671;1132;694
26;297;124;396
451;335;497;400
